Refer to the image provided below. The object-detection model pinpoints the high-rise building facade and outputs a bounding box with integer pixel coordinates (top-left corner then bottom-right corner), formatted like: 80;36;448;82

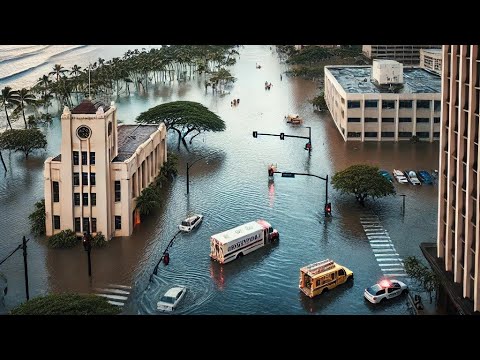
434;45;480;313
363;45;442;64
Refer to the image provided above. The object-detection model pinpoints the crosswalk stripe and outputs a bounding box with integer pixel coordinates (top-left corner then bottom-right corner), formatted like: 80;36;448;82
94;288;130;295
96;294;129;301
371;244;395;248
381;268;405;271
383;273;408;277
374;253;400;257
369;240;392;243
107;300;125;306
108;284;132;290
373;248;397;252
377;258;403;262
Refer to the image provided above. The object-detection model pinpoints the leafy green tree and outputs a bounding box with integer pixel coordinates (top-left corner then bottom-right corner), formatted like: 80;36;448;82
310;91;327;111
92;232;107;248
0;128;47;159
404;256;439;303
135;186;161;217
29;199;46;235
48;229;78;249
0;86;16;130
136;101;226;149
49;64;68;82
332;164;395;206
11;293;121;315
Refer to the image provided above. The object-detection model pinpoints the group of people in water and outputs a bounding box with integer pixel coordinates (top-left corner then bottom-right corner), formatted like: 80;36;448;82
265;81;273;90
231;98;240;106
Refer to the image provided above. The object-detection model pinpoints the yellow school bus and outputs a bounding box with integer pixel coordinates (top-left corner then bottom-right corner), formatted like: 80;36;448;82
299;259;354;298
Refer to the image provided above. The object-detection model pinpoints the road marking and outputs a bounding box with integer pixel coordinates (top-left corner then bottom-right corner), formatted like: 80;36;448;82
373;248;397;252
369;240;392;243
94;284;131;307
374;253;400;257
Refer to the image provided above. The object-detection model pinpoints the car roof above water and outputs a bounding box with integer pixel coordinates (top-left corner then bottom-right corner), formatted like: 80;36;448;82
164;286;185;298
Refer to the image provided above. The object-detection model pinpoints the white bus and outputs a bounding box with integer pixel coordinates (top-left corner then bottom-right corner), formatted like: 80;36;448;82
210;219;279;264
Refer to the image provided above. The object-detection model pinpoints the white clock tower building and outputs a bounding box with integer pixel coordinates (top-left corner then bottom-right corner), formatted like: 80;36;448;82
44;99;167;239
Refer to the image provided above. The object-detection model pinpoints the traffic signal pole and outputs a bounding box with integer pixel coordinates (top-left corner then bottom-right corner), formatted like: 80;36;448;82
273;171;330;217
253;127;312;153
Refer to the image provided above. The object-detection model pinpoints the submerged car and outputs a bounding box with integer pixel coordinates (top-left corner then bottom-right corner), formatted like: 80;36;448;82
157;286;187;312
178;214;203;233
364;279;408;304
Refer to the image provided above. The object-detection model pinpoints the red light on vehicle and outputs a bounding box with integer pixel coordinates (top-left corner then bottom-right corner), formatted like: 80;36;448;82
379;279;391;288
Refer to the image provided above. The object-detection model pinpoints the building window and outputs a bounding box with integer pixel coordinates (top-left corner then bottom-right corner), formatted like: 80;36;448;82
90;173;96;186
73;151;79;165
74;217;81;232
53;215;60;230
108;122;112;136
90;152;96;165
82;193;89;206
434;100;441;111
91;193;96;206
399;132;413;138
417;100;431;109
381;132;394;137
115;181;121;202
417;118;430;123
382;118;394;123
399;100;413;108
115;216;122;230
365;100;378;108
399;117;412;123
417;131;430;138
83;218;90;233
382;100;395;109
347;100;361;108
82;172;88;185
348;118;361;123
73;173;80;186
434;117;440;123
53;181;59;202
347;132;361;138
74;193;80;206
82;151;88;165
364;132;378;137
92;218;97;233
365;118;378;122
434;132;440;137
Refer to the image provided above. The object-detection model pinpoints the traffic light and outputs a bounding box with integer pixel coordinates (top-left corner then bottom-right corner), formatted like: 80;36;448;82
82;232;91;252
325;202;332;217
253;131;258;138
280;132;285;140
305;142;312;151
268;168;274;177
163;252;170;265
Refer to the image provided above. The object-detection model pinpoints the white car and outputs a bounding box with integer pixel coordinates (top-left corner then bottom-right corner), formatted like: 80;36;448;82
392;169;409;184
364;279;408;304
157;286;187;312
178;214;203;232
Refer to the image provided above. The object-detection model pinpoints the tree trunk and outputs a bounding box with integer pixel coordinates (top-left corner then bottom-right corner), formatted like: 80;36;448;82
0;151;6;172
172;127;182;149
3;106;12;130
22;104;27;129
189;131;202;144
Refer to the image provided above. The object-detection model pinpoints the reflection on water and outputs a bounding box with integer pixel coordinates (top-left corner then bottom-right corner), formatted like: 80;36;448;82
0;45;439;314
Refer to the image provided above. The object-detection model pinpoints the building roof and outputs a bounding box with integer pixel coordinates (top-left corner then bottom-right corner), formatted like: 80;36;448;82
52;154;61;162
112;125;159;163
327;66;441;94
373;59;401;64
422;48;442;55
71;99;111;114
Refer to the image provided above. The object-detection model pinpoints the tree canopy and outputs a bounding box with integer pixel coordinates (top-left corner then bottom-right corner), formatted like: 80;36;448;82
136;101;226;149
11;293;121;315
29;199;46;236
332;164;395;206
0;128;47;159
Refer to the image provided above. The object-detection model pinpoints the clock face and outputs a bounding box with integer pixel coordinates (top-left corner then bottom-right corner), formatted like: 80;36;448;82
77;126;91;140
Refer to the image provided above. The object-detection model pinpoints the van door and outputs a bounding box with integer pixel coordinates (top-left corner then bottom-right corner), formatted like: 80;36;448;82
337;268;346;283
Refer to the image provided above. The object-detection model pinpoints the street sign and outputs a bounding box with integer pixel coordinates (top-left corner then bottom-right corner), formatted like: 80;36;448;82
281;172;295;178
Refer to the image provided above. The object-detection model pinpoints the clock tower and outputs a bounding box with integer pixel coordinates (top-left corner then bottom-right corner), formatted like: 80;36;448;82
58;99;118;238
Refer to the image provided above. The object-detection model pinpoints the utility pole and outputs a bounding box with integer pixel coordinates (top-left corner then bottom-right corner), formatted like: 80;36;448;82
400;194;406;215
21;236;29;300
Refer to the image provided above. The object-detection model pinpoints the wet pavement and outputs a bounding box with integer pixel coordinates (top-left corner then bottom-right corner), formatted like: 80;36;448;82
0;45;439;314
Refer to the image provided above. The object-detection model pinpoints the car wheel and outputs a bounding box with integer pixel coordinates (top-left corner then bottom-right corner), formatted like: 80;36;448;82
236;252;244;259
379;297;385;303
322;287;329;294
403;289;409;294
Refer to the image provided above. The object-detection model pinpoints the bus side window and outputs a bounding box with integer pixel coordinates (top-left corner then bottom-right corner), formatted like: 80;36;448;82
316;280;321;287
338;269;345;276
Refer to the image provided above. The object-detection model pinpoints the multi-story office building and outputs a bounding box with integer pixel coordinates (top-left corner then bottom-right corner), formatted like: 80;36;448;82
363;45;442;64
324;60;441;142
44;99;167;239
422;45;480;314
420;48;442;75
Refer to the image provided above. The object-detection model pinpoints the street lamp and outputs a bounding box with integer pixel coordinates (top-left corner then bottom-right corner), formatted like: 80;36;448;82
82;232;93;277
186;151;219;195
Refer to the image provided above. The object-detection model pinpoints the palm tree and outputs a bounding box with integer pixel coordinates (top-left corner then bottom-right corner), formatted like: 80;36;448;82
11;88;37;129
49;64;68;82
0;86;15;130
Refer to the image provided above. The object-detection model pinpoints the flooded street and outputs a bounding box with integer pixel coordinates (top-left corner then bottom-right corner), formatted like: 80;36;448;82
0;45;439;314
